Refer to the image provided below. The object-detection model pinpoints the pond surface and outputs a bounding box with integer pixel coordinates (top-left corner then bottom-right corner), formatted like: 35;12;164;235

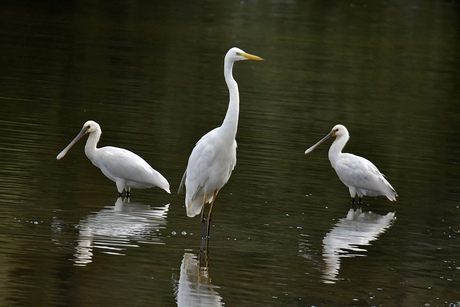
1;1;459;306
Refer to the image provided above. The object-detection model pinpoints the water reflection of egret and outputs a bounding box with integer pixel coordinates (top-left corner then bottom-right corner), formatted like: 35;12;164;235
74;198;169;266
57;120;171;197
179;47;263;239
173;252;223;307
322;209;396;283
305;124;397;207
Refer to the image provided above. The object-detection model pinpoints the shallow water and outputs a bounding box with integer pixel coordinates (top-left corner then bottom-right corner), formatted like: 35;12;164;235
1;1;459;306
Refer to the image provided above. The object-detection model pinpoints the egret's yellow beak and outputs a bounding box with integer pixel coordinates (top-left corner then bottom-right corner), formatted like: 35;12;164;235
240;52;264;61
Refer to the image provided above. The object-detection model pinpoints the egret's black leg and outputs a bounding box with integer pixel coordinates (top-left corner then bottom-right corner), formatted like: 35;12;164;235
358;197;362;208
126;190;130;198
200;194;207;240
351;197;356;209
200;236;208;252
201;220;207;241
206;190;218;239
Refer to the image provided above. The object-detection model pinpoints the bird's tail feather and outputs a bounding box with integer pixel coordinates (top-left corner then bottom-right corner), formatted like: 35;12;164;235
186;198;203;218
186;193;215;217
384;182;397;202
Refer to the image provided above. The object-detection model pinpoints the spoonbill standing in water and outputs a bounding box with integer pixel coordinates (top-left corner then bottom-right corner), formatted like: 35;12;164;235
178;47;263;239
57;120;170;197
305;124;397;207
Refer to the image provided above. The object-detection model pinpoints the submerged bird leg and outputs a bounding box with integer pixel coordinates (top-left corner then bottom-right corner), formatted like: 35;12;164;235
206;190;219;239
200;236;208;252
198;244;210;284
200;193;208;239
198;243;210;277
200;234;211;253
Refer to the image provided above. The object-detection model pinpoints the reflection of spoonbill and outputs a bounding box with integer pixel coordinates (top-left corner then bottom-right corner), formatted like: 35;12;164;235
74;198;170;266
322;209;396;283
178;47;263;238
57;120;170;197
305;124;397;207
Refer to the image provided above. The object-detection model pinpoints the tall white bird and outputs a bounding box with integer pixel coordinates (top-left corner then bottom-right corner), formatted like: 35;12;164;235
305;124;397;207
178;47;263;239
57;120;170;196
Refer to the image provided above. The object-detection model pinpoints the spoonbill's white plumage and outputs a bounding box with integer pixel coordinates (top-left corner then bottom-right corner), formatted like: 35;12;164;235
305;124;397;207
178;47;263;238
57;120;170;196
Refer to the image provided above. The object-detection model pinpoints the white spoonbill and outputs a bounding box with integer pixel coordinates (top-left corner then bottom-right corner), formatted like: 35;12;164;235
305;124;397;207
178;47;263;239
57;120;170;197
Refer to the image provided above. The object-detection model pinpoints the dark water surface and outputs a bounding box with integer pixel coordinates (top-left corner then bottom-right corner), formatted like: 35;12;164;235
1;1;459;306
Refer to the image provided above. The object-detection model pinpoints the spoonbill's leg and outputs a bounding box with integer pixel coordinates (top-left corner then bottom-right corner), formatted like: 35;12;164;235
349;187;357;209
116;182;125;198
351;197;356;209
206;190;219;239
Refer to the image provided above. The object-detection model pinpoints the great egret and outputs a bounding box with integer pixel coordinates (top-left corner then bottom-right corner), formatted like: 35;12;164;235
305;124;397;207
57;120;170;196
178;47;263;238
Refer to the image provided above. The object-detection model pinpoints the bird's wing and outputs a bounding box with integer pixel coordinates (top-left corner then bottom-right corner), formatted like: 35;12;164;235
98;147;162;184
334;154;390;193
178;131;213;197
184;136;214;198
177;170;186;195
228;139;237;176
185;129;235;192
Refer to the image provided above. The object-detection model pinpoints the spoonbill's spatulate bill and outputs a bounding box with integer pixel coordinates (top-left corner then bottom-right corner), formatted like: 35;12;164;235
178;47;263;239
305;124;397;207
57;120;170;196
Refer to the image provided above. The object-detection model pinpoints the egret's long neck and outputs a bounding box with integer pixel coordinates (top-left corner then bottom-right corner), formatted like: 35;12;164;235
328;134;349;168
221;59;239;140
84;131;101;164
